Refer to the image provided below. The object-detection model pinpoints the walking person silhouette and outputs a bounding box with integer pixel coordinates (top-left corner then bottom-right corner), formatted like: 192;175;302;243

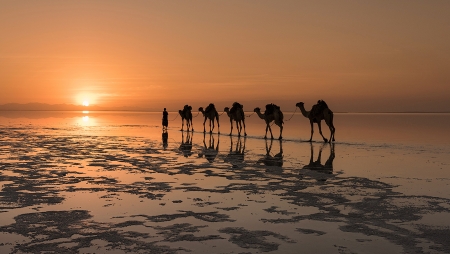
162;108;169;131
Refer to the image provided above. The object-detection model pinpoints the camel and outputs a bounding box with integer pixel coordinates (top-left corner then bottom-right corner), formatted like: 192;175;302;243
224;102;247;137
178;105;193;131
199;133;219;163
199;103;220;134
224;136;246;168
296;100;335;143
253;103;284;140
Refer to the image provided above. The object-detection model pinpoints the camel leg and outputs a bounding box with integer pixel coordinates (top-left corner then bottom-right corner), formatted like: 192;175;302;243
268;124;274;140
317;121;328;142
309;121;314;142
229;119;233;136
210;120;214;134
324;112;334;142
203;118;207;133
278;123;283;140
327;121;335;143
243;119;247;136
181;119;184;131
236;121;241;137
264;124;269;139
217;117;220;134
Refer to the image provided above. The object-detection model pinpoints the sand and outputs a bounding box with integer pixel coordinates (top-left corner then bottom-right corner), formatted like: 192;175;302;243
1;122;449;253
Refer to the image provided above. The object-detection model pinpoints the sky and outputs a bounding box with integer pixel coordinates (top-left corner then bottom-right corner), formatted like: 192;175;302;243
1;1;449;112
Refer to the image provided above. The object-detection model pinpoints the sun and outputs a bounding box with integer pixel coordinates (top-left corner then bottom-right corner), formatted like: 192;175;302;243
82;100;90;107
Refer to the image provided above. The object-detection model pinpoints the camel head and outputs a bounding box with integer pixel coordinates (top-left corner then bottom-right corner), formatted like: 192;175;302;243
224;107;230;112
198;107;204;112
179;110;183;115
187;106;192;111
296;102;304;108
254;107;261;113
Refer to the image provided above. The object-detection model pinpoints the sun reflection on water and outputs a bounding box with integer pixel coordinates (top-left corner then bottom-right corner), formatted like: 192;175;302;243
78;115;97;126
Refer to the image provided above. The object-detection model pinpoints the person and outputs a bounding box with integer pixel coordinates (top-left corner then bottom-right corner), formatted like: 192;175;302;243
162;108;168;130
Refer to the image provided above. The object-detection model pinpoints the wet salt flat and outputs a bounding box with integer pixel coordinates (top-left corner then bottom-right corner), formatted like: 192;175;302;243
1;111;450;253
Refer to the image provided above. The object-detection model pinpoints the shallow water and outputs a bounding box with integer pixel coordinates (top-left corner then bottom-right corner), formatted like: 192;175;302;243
0;111;449;253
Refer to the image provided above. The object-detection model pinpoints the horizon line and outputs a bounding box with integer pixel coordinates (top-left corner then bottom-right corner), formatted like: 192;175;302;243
0;109;449;114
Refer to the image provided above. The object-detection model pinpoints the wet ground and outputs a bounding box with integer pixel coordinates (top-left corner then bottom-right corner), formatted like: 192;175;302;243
1;112;450;253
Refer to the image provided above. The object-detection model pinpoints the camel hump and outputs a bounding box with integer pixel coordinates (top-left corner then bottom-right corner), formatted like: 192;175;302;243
231;102;242;114
310;100;329;120
265;103;280;115
317;100;329;110
183;104;191;112
205;103;215;113
232;102;242;109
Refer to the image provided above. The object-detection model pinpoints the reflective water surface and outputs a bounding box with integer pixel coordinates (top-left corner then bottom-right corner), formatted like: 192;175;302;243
1;111;449;253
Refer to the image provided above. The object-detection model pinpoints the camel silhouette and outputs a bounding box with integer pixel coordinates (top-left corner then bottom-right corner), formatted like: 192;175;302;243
254;104;284;140
178;105;194;131
199;103;220;134
296;100;335;142
224;102;247;137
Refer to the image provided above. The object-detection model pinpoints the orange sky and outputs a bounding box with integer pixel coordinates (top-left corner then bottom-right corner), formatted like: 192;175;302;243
1;1;449;112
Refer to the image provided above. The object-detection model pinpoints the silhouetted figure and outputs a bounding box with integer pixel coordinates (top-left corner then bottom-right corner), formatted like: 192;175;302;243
224;102;247;137
258;139;283;167
224;136;246;168
296;100;335;143
179;105;194;131
199;133;219;163
302;143;335;180
199;103;220;134
179;131;193;157
162;130;168;150
162;108;169;131
253;104;284;140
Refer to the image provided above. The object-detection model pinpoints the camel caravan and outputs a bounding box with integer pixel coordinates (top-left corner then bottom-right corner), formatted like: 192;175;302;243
176;100;335;143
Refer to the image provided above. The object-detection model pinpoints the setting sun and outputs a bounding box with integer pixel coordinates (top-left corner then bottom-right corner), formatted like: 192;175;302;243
82;101;90;107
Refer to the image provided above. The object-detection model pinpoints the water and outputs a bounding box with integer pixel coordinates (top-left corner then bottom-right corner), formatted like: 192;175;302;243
1;111;449;253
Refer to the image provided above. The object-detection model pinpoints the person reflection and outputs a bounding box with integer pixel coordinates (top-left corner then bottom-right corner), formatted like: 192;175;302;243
302;143;335;178
198;133;219;163
224;136;246;168
162;130;168;150
258;139;283;168
179;130;193;157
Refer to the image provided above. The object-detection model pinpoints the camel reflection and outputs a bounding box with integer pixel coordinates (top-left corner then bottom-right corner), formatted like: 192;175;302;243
258;139;283;167
302;143;335;178
224;136;246;168
179;131;193;157
162;130;168;150
199;133;219;163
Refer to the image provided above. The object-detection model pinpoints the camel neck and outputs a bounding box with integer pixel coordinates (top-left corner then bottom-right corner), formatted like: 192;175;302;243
298;105;310;118
255;111;266;119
